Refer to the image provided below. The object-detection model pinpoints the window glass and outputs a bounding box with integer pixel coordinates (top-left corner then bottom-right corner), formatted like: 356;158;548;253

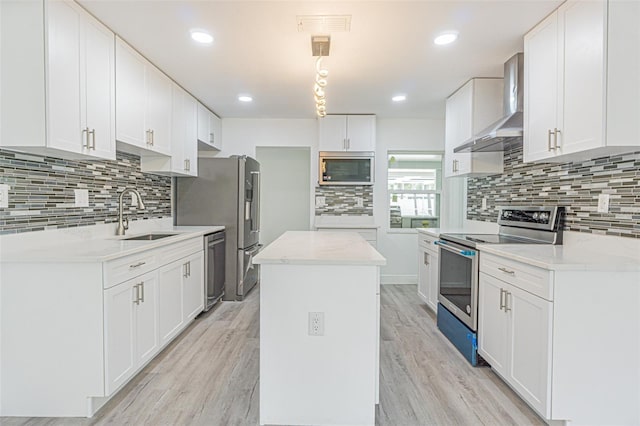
388;152;443;229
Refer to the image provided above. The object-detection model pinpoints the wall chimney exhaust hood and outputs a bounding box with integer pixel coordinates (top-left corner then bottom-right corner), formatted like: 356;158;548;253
454;53;523;153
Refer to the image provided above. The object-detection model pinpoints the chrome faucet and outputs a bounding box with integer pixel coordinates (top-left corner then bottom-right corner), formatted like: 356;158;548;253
116;187;146;236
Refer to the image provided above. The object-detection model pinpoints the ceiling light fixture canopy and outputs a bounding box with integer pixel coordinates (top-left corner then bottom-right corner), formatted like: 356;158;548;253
238;95;253;102
392;94;407;102
311;35;330;118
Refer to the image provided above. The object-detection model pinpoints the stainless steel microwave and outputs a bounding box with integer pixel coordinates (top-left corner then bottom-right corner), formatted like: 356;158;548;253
319;151;375;185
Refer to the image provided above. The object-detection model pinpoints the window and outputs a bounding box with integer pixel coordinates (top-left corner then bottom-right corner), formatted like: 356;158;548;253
388;152;443;229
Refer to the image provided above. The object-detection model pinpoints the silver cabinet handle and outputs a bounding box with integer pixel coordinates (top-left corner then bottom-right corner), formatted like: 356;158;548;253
184;159;188;171
548;129;554;151
553;128;560;150
183;262;188;278
210;132;214;144
129;261;146;269
347;138;350;150
82;127;90;148
187;159;191;171
88;129;96;149
498;267;515;275
499;288;506;310
151;130;154;146
133;283;140;305
504;291;511;312
140;281;145;303
424;252;429;265
188;261;191;277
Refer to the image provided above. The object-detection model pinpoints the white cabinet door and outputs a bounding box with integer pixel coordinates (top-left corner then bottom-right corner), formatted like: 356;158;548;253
508;283;552;418
46;0;83;155
82;8;115;160
145;64;172;155
115;39;146;147
183;94;199;175
523;10;560;162
210;112;222;150
346;115;375;151
478;273;509;376
560;0;605;156
318;115;348;151
197;102;211;144
134;274;159;367
104;278;136;395
158;260;184;346
417;248;429;304
444;79;503;177
169;85;187;174
183;252;204;320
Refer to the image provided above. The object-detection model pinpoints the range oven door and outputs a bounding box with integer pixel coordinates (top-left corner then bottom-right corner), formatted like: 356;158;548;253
436;239;479;331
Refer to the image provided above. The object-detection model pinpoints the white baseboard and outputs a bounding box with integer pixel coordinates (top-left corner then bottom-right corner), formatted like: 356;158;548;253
381;274;417;285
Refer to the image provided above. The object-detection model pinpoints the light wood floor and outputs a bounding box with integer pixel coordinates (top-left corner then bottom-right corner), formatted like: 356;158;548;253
3;285;544;426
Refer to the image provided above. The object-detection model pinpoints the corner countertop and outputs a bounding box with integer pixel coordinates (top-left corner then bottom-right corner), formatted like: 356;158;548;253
0;226;224;263
478;243;640;272
253;231;386;266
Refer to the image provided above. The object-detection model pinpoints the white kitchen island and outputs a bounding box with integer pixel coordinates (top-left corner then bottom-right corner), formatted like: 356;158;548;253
253;231;386;426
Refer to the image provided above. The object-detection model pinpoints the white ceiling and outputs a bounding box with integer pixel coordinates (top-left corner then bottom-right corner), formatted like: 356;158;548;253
78;0;562;120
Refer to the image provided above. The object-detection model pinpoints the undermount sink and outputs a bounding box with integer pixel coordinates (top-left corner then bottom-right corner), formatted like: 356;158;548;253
124;233;178;241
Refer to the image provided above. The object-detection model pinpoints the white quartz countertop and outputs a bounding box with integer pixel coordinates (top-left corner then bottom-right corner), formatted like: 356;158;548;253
0;225;224;263
253;231;386;266
478;243;640;272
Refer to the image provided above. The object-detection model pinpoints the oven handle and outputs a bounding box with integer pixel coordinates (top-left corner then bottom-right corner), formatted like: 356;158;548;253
434;240;476;257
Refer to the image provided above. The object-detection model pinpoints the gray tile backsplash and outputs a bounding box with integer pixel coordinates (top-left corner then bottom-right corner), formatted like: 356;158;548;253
0;149;172;235
315;185;373;216
467;146;640;238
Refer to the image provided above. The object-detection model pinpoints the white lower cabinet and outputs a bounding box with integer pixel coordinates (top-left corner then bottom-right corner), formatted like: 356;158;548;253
158;262;185;346
478;272;552;417
183;252;205;320
104;271;159;395
417;233;439;312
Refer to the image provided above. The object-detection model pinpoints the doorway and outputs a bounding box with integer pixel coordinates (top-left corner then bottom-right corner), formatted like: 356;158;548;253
256;147;311;246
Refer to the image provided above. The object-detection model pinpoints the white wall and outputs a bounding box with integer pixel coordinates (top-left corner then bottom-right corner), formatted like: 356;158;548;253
218;117;453;284
374;119;445;284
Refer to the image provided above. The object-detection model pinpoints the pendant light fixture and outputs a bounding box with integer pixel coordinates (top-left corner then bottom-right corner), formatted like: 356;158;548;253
311;35;330;118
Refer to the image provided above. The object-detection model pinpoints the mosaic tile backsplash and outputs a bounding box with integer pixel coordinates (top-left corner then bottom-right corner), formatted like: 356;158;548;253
467;146;640;239
0;149;172;235
315;185;373;216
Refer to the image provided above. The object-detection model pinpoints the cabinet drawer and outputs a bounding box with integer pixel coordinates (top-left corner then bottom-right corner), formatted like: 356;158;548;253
104;250;159;289
156;238;202;265
480;253;553;301
418;233;438;252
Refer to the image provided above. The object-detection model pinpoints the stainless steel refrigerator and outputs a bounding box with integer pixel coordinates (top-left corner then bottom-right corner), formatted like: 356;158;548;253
175;156;261;301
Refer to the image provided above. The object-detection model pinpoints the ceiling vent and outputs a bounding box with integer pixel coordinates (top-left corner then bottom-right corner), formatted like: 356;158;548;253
297;15;352;33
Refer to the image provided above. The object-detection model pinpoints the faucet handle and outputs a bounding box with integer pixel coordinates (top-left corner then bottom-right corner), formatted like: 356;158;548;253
123;216;129;231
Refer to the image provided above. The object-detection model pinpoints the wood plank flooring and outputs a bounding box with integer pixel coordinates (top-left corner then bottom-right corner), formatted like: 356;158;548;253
3;285;544;426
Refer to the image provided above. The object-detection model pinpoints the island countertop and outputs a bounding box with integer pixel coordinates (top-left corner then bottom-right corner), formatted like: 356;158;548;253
253;231;386;266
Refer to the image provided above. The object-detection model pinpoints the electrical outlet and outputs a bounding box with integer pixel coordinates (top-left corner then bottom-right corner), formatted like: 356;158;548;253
0;184;9;208
308;312;324;336
356;197;363;208
315;196;326;208
597;193;610;213
481;198;487;210
74;189;89;207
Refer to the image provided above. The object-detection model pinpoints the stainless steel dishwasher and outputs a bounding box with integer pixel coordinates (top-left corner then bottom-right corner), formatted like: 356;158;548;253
204;231;226;311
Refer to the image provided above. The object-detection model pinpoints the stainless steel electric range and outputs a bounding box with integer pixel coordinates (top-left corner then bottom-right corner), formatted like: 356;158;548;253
435;206;565;365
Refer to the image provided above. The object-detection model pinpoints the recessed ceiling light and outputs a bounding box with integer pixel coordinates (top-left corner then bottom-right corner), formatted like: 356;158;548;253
238;95;253;102
434;31;458;45
392;95;407;102
190;29;213;44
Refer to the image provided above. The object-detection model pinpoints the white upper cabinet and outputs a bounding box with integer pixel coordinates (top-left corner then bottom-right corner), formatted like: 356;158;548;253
115;37;171;157
0;0;115;160
197;102;222;151
444;78;504;178
524;0;640;162
318;115;376;152
141;84;198;176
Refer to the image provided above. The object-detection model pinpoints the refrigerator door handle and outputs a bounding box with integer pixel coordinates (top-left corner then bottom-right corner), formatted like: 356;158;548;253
251;171;260;232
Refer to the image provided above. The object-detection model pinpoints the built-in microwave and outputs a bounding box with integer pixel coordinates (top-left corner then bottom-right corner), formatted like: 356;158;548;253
319;151;375;185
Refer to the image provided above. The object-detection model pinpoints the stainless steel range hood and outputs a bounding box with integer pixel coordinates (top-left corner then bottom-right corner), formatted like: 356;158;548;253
454;53;523;153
